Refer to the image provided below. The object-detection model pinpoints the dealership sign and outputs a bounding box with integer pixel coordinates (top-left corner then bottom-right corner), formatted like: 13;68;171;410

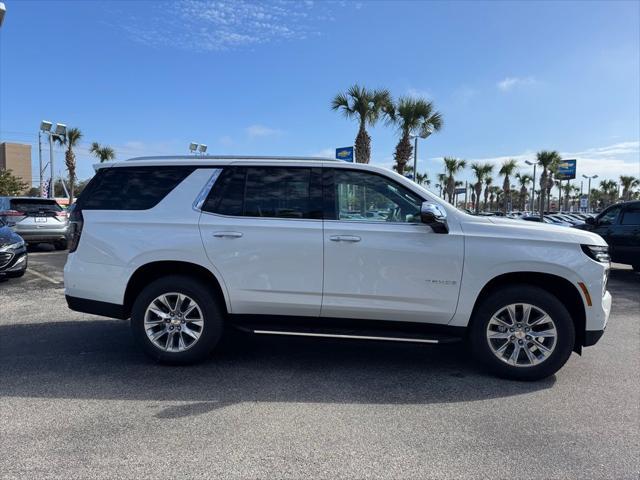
556;159;577;180
335;146;354;162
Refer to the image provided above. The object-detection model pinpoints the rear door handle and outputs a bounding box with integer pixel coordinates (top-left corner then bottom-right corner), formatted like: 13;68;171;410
213;231;243;238
329;235;361;243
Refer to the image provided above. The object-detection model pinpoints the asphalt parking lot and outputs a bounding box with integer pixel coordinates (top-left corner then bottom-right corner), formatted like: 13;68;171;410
1;248;639;479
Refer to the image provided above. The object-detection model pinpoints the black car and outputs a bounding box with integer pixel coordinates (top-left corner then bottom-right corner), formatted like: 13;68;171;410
575;200;640;271
0;218;28;278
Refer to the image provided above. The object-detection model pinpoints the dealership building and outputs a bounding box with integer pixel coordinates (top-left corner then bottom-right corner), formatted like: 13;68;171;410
0;142;32;193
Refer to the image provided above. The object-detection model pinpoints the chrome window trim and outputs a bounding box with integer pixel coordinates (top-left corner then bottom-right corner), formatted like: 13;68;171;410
192;168;223;212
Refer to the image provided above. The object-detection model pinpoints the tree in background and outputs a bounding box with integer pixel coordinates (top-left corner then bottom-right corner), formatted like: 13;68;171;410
599;180;619;208
483;175;493;211
443;157;467;204
516;173;532;210
331;85;392;164
470;162;492;213
536;150;561;220
619;175;639;201
89;142;116;163
499;159;518;213
437;173;447;197
388;97;442;175
54;127;83;205
0;169;28;196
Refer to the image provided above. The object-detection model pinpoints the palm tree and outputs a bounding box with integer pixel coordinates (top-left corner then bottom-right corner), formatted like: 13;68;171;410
443;157;467;204
388;97;442;175
483;175;493;212
470;162;492;213
499;159;518;213
415;171;430;187
437;173;447;198
53;127;83;204
89;142;116;163
331;84;392;164
619;175;639;201
536;150;561;220
516;173;532;210
599;180;618;207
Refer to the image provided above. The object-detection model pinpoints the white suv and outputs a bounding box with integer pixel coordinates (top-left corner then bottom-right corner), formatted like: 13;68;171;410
64;156;612;380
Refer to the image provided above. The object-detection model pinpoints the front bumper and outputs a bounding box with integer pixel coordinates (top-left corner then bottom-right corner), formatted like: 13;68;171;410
0;250;28;274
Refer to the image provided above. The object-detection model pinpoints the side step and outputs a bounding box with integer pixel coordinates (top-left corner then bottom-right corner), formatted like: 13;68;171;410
252;329;444;344
229;316;464;345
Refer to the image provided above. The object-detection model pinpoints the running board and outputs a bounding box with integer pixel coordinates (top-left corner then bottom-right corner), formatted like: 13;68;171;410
252;329;446;344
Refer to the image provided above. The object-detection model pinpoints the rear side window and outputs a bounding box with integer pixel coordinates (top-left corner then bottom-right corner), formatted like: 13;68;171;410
202;166;322;219
79;166;195;210
9;199;62;213
621;206;640;225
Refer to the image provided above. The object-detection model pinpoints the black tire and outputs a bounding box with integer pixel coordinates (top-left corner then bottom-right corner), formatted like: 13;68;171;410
53;239;68;250
130;275;224;365
469;285;575;381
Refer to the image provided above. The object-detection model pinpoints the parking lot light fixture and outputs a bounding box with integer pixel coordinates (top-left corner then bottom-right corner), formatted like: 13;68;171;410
40;121;52;132
525;160;537;213
582;174;598;213
198;144;207;155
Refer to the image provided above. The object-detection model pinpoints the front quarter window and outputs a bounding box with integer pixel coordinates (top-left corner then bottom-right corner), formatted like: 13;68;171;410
598;206;621;225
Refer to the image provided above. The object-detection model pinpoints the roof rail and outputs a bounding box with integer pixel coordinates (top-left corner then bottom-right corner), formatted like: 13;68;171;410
126;155;339;162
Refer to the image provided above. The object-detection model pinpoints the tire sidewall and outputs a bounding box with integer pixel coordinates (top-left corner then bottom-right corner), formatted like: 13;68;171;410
131;275;223;364
470;285;576;381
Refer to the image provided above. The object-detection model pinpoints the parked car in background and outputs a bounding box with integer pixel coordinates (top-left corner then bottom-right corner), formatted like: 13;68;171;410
0;218;27;278
521;215;557;225
549;213;583;226
575;200;640;271
64;156;611;381
0;197;69;250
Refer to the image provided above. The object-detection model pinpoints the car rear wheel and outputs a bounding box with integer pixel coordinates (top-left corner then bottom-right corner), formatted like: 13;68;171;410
470;285;575;381
131;275;224;364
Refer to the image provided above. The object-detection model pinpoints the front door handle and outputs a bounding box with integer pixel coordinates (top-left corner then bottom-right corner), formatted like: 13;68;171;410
329;235;361;243
213;231;243;238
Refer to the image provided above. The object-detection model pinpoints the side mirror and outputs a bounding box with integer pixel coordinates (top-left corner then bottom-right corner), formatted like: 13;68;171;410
420;201;448;233
585;217;596;225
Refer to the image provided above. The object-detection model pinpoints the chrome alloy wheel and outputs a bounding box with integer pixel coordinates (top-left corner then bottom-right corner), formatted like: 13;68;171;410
486;303;558;367
144;293;204;352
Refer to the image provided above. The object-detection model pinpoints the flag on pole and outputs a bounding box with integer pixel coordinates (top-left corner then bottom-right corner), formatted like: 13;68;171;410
41;178;51;198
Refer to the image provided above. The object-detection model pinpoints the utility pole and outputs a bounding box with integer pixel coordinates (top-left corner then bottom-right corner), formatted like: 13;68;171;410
525;160;537;213
582;174;598;213
413;136;418;182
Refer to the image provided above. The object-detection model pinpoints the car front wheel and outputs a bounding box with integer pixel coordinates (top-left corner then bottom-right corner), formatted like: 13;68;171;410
131;275;224;364
470;285;575;381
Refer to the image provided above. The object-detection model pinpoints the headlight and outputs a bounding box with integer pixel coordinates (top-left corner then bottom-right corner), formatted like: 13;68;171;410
0;240;25;252
581;244;610;263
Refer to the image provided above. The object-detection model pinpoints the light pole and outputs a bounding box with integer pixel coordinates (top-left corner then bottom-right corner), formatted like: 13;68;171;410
525;160;537;213
39;121;66;198
189;143;207;156
409;130;431;182
582;174;598;213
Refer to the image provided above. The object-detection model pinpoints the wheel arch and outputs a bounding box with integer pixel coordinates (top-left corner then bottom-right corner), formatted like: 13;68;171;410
469;271;587;353
123;261;230;318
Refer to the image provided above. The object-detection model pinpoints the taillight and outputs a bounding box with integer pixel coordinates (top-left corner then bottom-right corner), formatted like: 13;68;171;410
0;210;25;216
56;211;68;218
68;208;84;253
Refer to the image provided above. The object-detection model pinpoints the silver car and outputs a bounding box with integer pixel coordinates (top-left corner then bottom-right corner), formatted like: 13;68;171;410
0;197;69;249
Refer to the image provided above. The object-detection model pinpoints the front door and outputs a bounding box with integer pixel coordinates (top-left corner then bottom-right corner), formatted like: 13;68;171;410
199;166;324;316
321;168;464;324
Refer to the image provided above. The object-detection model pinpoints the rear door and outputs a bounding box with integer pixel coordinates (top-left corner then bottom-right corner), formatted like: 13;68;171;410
321;168;464;324
198;165;324;317
611;204;640;266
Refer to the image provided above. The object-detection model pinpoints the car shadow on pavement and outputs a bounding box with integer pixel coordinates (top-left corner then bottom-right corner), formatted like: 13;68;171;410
0;319;556;417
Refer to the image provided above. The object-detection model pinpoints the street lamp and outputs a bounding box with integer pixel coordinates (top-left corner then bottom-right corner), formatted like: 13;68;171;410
189;143;207;156
0;2;6;28
409;129;432;182
39;120;66;198
198;144;207;154
582;174;598;213
525;160;537;213
188;142;198;154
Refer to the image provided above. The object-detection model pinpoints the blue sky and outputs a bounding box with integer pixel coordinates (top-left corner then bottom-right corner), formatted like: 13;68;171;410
0;0;639;188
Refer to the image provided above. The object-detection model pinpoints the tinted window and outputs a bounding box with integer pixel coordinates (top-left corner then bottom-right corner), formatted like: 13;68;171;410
327;169;422;223
203;167;321;219
621;207;640;225
9;199;62;213
80;166;195;210
598;205;621;225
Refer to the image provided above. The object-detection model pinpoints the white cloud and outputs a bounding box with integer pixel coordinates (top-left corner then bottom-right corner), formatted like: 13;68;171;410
497;76;536;92
246;124;283;138
310;148;335;158
119;0;358;51
406;88;432;99
461;141;640;184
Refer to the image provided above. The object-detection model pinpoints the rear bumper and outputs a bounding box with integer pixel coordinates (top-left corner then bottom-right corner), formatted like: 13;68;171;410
65;295;128;319
14;228;68;242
